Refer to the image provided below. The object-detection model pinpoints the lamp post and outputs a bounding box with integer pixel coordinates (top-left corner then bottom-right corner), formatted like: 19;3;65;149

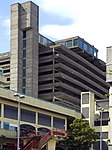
14;93;25;150
98;107;104;150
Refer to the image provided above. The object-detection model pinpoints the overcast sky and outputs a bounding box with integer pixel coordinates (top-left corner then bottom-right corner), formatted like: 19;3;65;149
1;0;112;62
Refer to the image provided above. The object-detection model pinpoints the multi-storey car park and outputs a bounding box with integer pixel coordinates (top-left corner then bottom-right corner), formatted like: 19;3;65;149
0;1;110;112
0;1;112;150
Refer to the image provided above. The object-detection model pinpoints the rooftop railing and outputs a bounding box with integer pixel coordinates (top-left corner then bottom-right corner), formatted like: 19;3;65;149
39;34;55;47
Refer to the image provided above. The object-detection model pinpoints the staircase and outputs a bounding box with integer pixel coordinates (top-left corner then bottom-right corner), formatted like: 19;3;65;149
21;128;67;150
21;134;41;150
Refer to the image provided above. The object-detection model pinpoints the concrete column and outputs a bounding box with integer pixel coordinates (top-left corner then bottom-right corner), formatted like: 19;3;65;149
109;86;112;148
51;116;53;128
1;103;4;128
46;137;57;150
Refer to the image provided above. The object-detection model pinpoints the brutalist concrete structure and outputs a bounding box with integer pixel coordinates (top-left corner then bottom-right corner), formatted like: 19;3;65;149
0;1;110;112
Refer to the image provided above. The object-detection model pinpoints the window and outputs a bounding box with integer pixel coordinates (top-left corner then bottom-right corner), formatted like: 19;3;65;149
65;40;72;48
82;93;89;104
53;117;65;129
89;46;93;55
84;42;88;51
23;31;26;39
94;49;97;57
23;40;26;48
82;107;89;118
23;49;26;58
22;69;26;77
74;39;79;46
38;113;51;127
21;109;36;123
4;105;18;120
94;120;108;126
4;122;9;130
22;78;26;87
79;39;83;49
0;69;3;76
22;88;26;94
23;59;26;68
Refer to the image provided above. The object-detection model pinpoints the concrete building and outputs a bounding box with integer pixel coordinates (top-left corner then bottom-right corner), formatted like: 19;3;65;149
0;87;80;149
0;1;110;112
1;1;112;150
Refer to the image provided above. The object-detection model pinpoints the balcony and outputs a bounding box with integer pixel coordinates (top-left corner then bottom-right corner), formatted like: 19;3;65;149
0;129;17;138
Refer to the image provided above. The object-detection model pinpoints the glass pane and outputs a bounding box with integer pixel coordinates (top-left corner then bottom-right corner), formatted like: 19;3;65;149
0;69;3;76
84;42;88;51
23;49;26;58
79;39;83;49
23;31;26;39
38;113;51;127
94;49;97;57
23;59;26;68
65;40;72;48
53;117;65;129
74;39;79;46
21;109;36;123
4;105;18;120
23;40;26;48
89;46;93;55
4;122;9;130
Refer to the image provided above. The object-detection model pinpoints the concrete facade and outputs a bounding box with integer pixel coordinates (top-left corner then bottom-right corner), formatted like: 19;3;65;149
10;2;39;97
0;1;109;112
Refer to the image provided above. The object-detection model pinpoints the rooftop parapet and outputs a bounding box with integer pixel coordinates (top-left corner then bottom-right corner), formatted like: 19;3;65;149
55;36;98;58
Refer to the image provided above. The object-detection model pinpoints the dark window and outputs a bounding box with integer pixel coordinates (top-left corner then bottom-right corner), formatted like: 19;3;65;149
0;61;10;65
22;88;26;94
7;78;10;81
38;113;51;127
4;105;18;120
23;59;26;68
22;78;26;87
23;31;26;39
53;117;65;129
23;40;26;48
23;69;26;77
82;107;89;118
94;120;108;126
3;69;10;73
23;49;26;58
21;109;36;123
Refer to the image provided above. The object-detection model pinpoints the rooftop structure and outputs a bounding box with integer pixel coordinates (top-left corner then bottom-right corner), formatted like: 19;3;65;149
0;1;109;112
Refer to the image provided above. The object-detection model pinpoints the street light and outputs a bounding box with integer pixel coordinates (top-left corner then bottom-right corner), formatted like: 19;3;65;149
14;93;25;150
98;107;104;150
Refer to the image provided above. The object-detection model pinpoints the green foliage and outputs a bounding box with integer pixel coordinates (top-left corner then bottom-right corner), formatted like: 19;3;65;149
58;118;99;150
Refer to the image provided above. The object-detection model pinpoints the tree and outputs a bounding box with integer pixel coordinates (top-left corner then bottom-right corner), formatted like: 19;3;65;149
58;118;99;150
